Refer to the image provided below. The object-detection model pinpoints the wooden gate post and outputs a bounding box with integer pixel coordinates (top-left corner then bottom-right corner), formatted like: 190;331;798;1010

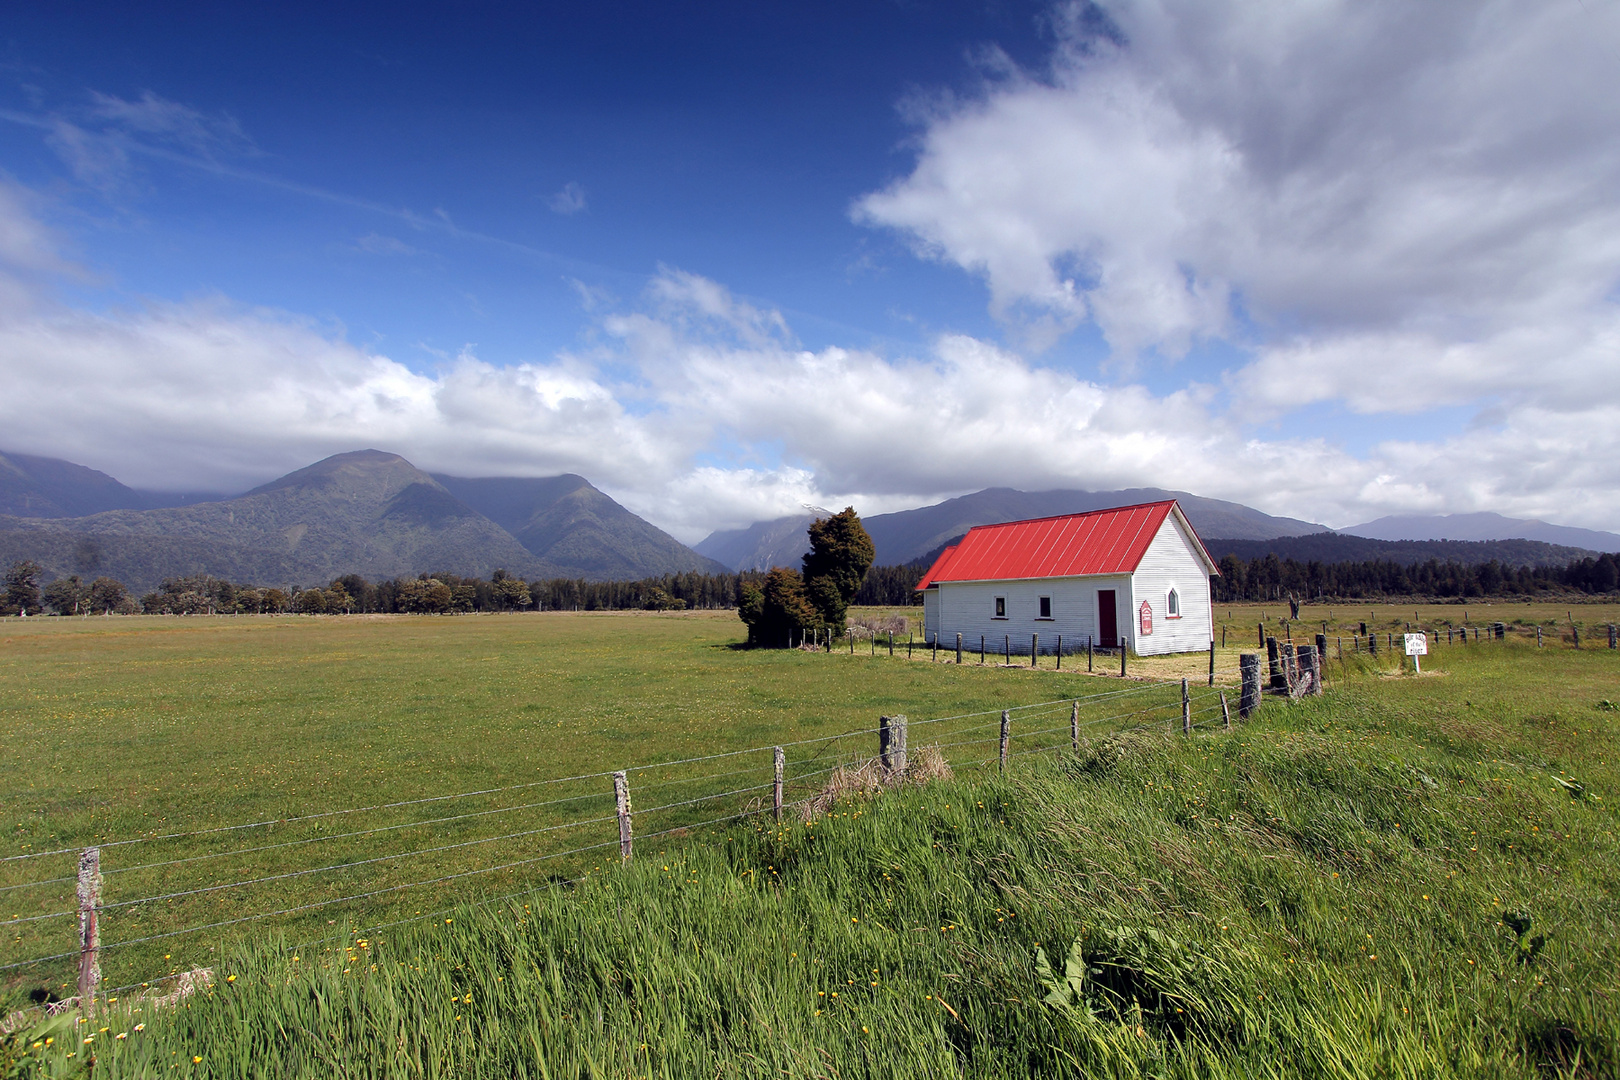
1181;678;1191;735
77;847;101;1016
1239;654;1261;719
998;710;1011;772
773;747;785;822
613;772;633;861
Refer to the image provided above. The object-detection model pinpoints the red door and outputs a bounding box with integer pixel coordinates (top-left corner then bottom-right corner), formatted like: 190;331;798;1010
1097;590;1117;646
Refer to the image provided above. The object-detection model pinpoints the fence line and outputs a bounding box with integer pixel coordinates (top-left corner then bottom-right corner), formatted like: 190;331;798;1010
0;665;1272;993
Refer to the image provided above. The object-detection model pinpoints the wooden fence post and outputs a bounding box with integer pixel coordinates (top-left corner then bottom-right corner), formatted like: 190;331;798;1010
1004;635;1010;665
956;633;963;664
1056;635;1063;670
930;633;935;661
1297;645;1319;696
1257;622;1264;649
1031;634;1038;668
1221;624;1227;648
1609;624;1616;650
880;715;908;774
888;631;894;657
1220;691;1231;731
1088;634;1093;672
1181;678;1190;735
77;847;101;1015
1120;638;1127;678
1283;643;1298;697
1266;637;1283;690
613;771;633;861
1572;623;1580;648
1070;700;1079;750
1239;654;1261;719
980;635;986;664
1208;640;1215;686
999;710;1010;772
853;630;857;655
773;747;784;822
1315;634;1328;688
1536;626;1543;648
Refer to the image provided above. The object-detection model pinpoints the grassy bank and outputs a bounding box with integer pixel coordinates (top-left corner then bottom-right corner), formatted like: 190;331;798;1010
14;639;1615;1078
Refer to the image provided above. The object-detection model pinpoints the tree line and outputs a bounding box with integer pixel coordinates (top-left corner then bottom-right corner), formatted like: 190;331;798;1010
1213;551;1620;601
0;560;770;617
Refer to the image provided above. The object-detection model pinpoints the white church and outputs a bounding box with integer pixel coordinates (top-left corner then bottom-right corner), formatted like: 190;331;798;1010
915;500;1218;657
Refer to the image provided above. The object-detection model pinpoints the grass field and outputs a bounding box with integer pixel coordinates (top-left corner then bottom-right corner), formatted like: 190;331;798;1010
0;608;1206;999
2;602;1617;1076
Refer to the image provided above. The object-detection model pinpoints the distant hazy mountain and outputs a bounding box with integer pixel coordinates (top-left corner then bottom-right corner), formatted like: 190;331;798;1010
1345;512;1620;553
0;450;213;517
694;514;819;572
433;473;729;578
696;487;1328;571
1206;533;1602;569
0;450;725;591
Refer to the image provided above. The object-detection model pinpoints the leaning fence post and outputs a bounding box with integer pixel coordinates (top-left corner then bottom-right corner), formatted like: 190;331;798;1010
773;747;785;822
613;772;633;861
1220;691;1231;731
1181;678;1191;735
999;710;1010;771
77;847;101;1016
1070;700;1079;750
1239;654;1261;719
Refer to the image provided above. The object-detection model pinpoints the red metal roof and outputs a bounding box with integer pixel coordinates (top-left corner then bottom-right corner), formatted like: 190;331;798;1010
915;500;1215;588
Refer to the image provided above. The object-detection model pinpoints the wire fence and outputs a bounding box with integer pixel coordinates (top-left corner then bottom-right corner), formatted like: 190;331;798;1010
1;669;1243;1001
13;617;1589;1005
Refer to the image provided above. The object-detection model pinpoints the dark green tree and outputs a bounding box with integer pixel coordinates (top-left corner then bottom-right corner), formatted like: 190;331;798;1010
801;508;875;632
738;567;819;646
3;561;43;616
42;575;87;615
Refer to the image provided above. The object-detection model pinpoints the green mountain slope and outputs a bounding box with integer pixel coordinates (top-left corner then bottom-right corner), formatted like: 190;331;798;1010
433;473;729;578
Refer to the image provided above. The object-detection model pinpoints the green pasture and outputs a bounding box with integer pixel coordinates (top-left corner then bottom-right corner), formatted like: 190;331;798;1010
4;606;1614;1078
1;609;1202;999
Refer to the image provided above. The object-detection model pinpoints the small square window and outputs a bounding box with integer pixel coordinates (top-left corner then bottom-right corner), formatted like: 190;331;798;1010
994;596;1006;618
1038;596;1052;619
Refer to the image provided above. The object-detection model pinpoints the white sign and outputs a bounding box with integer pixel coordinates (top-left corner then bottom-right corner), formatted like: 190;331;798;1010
1404;633;1428;656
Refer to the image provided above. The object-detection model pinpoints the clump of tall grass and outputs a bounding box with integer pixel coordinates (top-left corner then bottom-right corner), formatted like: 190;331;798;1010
798;744;952;820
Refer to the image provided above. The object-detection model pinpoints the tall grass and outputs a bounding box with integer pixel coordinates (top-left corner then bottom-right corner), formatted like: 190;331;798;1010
21;638;1616;1078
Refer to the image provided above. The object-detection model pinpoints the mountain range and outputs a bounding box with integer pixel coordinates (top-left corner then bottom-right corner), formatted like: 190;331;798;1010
3;446;1613;593
696;487;1329;570
1343;512;1620;552
0;450;724;592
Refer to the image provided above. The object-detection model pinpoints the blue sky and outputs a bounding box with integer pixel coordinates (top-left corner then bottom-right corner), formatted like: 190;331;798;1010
1;1;1618;541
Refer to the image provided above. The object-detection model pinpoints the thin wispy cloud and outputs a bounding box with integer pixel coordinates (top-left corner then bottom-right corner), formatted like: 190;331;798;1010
547;181;587;215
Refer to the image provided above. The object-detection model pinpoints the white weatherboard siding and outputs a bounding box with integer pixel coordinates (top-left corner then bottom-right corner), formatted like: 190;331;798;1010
923;574;1133;655
1128;513;1213;657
